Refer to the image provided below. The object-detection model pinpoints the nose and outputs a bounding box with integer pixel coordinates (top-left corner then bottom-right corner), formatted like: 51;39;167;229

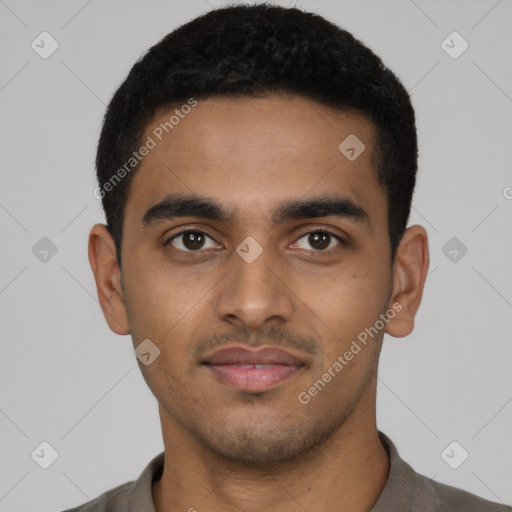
214;240;295;331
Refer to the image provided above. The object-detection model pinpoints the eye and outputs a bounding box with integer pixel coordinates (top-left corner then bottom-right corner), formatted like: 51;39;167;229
293;230;343;251
166;230;220;251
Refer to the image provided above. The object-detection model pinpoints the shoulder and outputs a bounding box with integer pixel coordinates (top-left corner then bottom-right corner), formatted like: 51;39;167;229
375;432;512;512
59;451;164;512
419;474;512;511
60;480;132;512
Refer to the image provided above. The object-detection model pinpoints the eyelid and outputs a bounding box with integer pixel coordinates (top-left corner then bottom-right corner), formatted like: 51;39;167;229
165;228;221;250
292;228;346;250
298;227;344;241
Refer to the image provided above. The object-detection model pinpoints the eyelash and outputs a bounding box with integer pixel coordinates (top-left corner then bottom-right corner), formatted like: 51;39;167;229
165;228;346;253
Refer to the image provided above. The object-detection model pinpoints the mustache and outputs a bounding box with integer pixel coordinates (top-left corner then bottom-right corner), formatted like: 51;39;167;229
191;325;319;360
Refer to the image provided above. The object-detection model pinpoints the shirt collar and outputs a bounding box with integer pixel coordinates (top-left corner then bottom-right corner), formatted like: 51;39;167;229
371;431;425;511
126;431;419;511
128;450;164;511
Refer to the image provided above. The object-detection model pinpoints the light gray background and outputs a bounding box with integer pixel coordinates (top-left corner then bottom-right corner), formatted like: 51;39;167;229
1;0;511;510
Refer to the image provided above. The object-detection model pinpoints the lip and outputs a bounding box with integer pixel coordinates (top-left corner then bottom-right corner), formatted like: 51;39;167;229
202;346;304;366
201;346;305;392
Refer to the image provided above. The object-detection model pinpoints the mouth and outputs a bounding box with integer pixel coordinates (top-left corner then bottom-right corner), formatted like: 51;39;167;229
201;346;305;392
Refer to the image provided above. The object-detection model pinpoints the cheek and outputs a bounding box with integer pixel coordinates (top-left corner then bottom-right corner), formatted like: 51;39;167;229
307;262;382;321
122;260;204;343
297;258;389;364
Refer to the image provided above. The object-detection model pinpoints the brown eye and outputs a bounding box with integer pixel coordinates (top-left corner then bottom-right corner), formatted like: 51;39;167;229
294;231;342;251
168;230;218;251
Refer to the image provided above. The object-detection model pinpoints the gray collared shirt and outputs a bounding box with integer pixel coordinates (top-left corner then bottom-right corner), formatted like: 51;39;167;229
62;432;511;511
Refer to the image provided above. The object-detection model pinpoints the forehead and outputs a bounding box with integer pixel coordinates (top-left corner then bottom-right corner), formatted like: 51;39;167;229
124;94;385;228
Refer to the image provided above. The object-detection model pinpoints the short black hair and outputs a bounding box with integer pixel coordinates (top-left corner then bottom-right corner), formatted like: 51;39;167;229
96;3;418;268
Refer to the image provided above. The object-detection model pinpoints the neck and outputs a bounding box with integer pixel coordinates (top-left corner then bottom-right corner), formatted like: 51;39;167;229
152;390;389;512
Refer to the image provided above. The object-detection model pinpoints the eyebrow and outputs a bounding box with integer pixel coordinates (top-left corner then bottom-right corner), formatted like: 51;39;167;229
142;194;231;228
141;193;370;229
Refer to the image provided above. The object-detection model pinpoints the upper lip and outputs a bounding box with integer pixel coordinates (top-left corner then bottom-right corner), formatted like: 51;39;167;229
202;346;304;366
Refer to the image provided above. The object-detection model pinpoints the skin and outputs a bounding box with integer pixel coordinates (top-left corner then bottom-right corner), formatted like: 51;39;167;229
89;94;429;512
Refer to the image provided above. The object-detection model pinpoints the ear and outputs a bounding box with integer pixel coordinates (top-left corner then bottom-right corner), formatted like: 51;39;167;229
385;224;429;338
88;223;130;335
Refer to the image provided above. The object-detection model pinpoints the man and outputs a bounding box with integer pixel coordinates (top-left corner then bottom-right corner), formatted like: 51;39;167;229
65;4;511;511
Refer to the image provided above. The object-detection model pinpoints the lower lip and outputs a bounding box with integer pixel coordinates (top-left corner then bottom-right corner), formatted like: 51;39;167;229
204;364;303;392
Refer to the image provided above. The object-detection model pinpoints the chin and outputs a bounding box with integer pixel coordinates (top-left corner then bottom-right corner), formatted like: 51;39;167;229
198;415;343;469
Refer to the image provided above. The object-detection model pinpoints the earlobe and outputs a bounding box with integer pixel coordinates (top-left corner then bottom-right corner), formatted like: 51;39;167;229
88;223;130;335
385;224;429;338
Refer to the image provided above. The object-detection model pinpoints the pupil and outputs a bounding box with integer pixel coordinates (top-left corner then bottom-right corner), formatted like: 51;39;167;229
184;232;204;250
309;232;330;250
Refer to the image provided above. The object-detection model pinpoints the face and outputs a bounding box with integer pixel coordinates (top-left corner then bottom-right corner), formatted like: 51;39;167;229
93;94;417;467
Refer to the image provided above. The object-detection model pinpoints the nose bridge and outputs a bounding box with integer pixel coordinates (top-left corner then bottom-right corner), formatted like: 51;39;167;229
215;237;294;329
